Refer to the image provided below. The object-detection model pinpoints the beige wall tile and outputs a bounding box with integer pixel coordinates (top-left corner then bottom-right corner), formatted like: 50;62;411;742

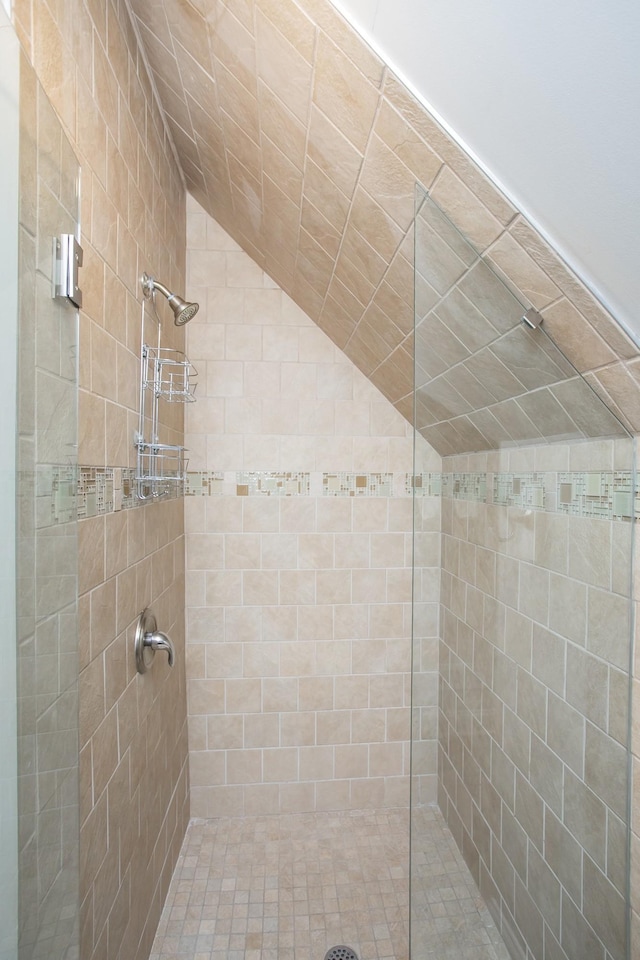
430;167;504;252
256;11;313;124
307;105;364;198
511;217;639;362
227;748;263;783
312;32;380;154
590;362;640;434
487;233;561;309
374;98;441;187
359;135;416;232
280;781;315;812
183;202;438;818
128;0;640;462
439;443;634;960
56;0;640;950
540;299;616;373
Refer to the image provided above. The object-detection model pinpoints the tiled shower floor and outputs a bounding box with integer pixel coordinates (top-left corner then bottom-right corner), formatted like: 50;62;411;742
150;806;509;960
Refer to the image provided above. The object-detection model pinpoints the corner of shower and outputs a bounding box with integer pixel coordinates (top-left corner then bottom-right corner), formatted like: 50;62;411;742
409;182;636;960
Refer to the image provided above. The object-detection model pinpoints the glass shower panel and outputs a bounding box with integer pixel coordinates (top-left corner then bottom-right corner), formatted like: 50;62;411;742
0;10;20;960
411;187;634;960
16;55;80;960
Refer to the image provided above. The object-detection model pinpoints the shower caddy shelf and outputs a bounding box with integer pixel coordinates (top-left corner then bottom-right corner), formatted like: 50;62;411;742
135;342;197;500
142;345;197;402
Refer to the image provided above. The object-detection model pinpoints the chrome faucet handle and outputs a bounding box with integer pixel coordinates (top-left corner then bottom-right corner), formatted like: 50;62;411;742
135;608;175;674
147;629;175;666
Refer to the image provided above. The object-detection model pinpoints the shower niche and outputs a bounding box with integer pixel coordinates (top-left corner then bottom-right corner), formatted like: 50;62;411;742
135;277;198;500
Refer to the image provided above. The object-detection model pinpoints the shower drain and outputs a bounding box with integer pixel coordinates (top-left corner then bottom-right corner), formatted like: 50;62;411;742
324;947;359;960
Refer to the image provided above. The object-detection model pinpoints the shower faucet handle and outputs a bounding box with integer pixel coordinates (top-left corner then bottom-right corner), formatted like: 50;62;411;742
135;608;176;674
146;629;175;666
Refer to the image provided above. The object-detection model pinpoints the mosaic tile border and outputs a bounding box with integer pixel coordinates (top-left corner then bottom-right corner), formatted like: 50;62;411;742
556;470;635;521
34;467;638;525
185;471;226;497
185;471;406;498
36;465;181;528
443;472;487;503
238;471;310;496
33;465;78;528
323;472;393;497
492;472;547;511
77;467;139;518
182;470;637;520
185;471;311;497
444;470;636;522
406;473;442;497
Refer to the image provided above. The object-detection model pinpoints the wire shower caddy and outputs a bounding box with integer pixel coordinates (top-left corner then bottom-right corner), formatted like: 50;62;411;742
135;304;197;500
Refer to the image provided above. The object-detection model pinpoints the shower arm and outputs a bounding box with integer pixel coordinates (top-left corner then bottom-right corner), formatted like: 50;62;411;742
143;276;172;302
141;272;199;326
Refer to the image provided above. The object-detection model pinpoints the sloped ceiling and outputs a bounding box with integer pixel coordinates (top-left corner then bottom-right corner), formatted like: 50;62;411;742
127;0;514;424
129;0;640;453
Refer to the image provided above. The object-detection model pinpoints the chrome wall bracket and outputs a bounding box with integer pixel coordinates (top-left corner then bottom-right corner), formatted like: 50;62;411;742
52;233;83;307
135;608;175;674
521;307;543;329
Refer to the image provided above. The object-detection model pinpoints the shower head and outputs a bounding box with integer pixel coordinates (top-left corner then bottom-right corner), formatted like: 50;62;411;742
141;273;199;325
166;294;199;326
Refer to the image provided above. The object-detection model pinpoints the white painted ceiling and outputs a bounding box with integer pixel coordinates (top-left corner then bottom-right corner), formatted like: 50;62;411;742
332;0;640;344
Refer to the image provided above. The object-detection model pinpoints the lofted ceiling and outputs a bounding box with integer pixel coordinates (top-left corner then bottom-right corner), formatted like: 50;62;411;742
127;0;515;426
128;0;640;454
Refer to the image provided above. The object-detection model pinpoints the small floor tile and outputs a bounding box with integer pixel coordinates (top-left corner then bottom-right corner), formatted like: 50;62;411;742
149;806;508;960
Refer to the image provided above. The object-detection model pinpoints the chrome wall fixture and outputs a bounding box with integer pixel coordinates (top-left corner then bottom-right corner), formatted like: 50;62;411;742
52;233;83;307
135;274;198;500
141;272;199;325
135;608;175;674
521;307;543;329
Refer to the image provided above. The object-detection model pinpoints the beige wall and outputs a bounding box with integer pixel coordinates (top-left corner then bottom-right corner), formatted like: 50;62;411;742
436;440;634;960
10;0;640;958
126;0;640;450
632;563;640;958
184;197;441;816
13;1;190;958
16;53;80;960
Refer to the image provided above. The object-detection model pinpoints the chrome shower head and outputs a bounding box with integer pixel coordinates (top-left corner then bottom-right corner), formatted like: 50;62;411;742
167;295;199;326
141;273;199;325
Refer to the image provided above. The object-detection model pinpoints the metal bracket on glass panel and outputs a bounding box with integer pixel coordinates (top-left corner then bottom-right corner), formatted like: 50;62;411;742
521;308;543;329
52;233;83;308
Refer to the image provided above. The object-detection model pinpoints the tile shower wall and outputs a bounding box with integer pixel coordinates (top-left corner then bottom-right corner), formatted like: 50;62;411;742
15;2;190;959
184;198;441;816
17;56;80;960
127;0;640;445
10;0;640;955
111;0;640;937
436;440;633;960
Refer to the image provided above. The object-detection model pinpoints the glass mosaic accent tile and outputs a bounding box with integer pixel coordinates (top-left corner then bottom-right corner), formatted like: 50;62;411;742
69;466;637;523
52;466;77;524
442;472;487;502
77;467;114;519
556;470;634;521
236;471;310;496
76;466;146;516
34;465;77;528
492;472;546;511
405;473;442;497
323;472;394;497
185;471;226;496
120;468;138;510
